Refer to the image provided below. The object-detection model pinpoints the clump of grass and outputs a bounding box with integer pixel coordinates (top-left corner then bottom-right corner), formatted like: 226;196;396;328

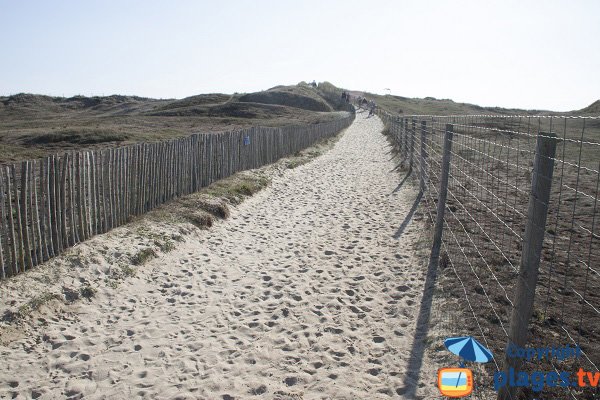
172;234;185;242
155;238;175;253
105;278;119;289
187;212;214;229
120;264;137;277
200;200;230;219
65;249;86;268
532;308;545;323
423;335;436;347
204;174;270;204
148;172;270;230
104;262;137;288
439;251;450;270
79;285;96;300
63;286;80;302
131;248;157;266
17;292;61;317
287;159;306;169
233;183;254;196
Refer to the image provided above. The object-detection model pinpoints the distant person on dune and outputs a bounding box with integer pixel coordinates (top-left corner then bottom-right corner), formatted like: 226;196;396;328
368;100;376;117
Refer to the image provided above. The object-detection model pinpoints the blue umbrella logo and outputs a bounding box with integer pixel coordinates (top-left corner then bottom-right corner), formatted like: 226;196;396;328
444;336;493;364
443;336;493;389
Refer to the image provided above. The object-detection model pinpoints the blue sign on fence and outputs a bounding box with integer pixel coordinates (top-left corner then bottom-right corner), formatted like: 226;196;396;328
243;135;250;146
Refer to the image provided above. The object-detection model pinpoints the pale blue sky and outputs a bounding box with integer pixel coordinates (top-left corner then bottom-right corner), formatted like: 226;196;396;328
1;0;598;111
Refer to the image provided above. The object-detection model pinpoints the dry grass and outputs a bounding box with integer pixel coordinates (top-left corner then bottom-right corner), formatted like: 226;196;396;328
130;248;157;266
1;292;62;323
238;84;333;112
0;83;348;164
146;170;270;230
343;84;597;117
365;92;562;116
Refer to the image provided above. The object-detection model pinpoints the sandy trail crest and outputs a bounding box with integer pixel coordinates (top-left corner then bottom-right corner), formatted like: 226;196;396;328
0;114;437;399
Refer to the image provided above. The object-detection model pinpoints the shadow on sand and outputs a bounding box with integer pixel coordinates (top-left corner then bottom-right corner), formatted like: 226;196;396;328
393;189;422;239
392;187;439;398
391;169;412;194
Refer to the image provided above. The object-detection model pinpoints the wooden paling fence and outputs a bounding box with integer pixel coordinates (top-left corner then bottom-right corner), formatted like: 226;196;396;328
0;114;354;279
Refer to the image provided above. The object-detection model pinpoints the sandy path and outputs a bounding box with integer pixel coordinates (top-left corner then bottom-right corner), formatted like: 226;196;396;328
0;114;436;399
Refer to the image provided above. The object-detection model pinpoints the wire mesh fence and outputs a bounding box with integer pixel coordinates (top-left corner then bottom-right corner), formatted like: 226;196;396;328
379;110;600;399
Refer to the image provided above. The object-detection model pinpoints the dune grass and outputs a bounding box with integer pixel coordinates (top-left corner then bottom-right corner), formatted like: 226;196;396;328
0;84;348;164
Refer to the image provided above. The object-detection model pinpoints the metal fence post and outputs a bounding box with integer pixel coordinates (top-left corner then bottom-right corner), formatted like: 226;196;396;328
420;121;427;193
427;124;454;274
498;132;558;400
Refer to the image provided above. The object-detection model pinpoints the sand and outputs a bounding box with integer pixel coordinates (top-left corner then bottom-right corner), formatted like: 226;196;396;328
0;113;442;399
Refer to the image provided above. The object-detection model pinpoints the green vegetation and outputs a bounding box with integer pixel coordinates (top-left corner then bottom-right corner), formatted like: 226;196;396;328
147;171;270;230
202;174;270;205
79;285;97;300
103;261;139;289
63;249;87;269
130;248;157;266
120;264;137;277
17;292;61;317
154;238;176;253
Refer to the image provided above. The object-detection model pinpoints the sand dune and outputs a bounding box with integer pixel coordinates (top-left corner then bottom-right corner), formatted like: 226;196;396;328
0;114;440;399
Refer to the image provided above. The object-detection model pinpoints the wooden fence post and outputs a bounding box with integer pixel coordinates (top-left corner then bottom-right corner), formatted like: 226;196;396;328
420;120;427;193
41;157;52;260
68;154;77;245
396;117;401;149
31;161;43;264
498;132;558;400
76;154;85;242
427;124;453;274
404;118;409;162
20;161;33;270
0;173;5;278
409;119;416;172
5;167;19;275
59;154;68;247
51;155;62;253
